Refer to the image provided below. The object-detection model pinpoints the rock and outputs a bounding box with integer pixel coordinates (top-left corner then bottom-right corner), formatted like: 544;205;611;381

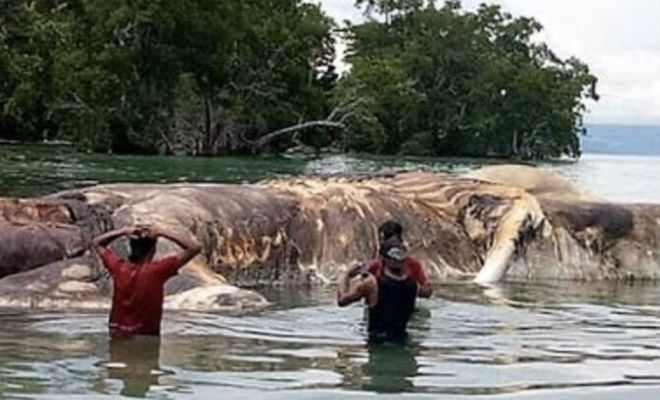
164;284;269;312
61;263;96;281
58;280;99;293
26;282;48;292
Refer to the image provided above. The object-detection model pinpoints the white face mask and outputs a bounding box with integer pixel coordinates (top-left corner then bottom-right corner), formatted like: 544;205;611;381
384;246;406;262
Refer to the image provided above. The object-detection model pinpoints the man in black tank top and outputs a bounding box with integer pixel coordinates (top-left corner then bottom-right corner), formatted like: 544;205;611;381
337;240;417;343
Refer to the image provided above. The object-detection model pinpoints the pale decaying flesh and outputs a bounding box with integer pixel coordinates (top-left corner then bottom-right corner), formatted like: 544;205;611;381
0;165;657;311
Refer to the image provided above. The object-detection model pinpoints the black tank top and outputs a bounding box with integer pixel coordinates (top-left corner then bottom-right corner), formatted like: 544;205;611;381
367;274;417;343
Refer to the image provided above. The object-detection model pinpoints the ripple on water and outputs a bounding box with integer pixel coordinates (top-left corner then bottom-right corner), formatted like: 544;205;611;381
0;282;659;399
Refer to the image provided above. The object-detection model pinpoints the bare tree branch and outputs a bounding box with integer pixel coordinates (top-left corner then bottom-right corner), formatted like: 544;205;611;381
253;120;344;149
328;96;366;121
246;94;369;149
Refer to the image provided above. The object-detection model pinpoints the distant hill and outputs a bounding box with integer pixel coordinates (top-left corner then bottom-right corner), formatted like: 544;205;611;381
581;124;659;156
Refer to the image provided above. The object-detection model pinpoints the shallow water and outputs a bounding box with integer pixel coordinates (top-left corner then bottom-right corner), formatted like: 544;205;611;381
0;282;658;399
0;145;659;398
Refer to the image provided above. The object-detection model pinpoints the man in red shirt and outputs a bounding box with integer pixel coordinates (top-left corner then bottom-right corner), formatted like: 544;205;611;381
92;224;201;336
368;221;432;298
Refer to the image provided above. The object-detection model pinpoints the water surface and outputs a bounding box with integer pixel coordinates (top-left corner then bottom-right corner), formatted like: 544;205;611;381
0;282;658;399
1;144;659;202
0;145;658;399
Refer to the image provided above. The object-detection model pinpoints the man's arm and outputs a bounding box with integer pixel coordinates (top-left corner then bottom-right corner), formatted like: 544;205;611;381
150;225;201;267
91;226;133;252
418;282;433;298
337;262;374;307
409;258;432;298
91;226;134;275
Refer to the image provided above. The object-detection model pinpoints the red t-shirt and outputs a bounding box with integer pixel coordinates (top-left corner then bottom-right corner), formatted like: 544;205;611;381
99;248;180;336
368;256;428;287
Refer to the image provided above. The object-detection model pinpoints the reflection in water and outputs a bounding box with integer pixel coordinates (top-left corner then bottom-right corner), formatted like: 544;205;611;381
362;343;418;393
106;335;162;398
0;281;659;399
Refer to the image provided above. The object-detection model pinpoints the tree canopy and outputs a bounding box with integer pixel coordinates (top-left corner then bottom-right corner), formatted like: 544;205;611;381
1;0;598;159
337;0;599;159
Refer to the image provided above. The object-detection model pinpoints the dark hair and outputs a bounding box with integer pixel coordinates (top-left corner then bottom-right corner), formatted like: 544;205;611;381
128;237;157;263
378;220;403;242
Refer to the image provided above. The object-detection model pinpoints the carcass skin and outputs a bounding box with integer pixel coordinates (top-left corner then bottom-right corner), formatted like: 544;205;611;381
0;165;657;311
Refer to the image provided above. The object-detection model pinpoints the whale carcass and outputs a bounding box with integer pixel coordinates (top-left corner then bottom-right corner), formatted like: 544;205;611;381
0;165;657;310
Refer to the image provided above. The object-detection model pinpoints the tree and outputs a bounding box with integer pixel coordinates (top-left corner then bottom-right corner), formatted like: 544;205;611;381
1;0;598;160
336;0;598;159
1;0;71;141
1;0;338;155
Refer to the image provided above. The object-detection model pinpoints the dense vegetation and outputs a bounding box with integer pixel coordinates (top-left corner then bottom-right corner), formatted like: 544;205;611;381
0;0;598;159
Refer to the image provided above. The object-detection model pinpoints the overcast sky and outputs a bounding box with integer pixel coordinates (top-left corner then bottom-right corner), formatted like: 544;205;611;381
317;0;660;126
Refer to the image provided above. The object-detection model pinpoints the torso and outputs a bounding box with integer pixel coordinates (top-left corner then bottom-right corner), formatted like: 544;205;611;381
367;273;417;343
109;262;168;335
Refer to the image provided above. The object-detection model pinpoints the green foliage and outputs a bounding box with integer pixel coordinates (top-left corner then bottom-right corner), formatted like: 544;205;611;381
1;0;335;154
1;0;597;159
337;0;598;159
1;0;70;140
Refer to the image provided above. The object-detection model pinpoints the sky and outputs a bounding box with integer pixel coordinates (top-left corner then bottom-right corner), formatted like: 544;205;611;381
316;0;660;126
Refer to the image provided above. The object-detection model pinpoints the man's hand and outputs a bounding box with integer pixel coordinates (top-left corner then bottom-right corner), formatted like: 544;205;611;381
346;262;365;279
132;223;155;238
338;262;375;307
418;284;433;298
92;225;135;250
146;225;201;266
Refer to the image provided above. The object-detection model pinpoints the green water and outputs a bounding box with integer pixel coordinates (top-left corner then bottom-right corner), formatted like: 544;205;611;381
2;144;659;203
0;144;659;399
0;283;658;399
1;144;500;198
0;144;308;197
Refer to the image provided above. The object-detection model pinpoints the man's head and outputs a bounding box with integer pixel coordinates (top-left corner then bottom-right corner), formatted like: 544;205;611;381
378;220;403;243
379;239;407;272
128;235;157;263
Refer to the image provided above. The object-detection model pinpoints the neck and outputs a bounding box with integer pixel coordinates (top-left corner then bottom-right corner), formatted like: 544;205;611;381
383;267;405;280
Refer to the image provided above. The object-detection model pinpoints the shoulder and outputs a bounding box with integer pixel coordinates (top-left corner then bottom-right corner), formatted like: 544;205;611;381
147;255;182;279
405;256;422;269
367;258;381;273
404;256;428;284
98;247;123;266
146;255;178;272
156;255;179;267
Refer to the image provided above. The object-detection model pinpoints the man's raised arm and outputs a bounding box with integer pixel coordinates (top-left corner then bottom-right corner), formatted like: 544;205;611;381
409;258;432;298
337;262;375;307
91;226;133;253
91;226;135;275
150;225;201;267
